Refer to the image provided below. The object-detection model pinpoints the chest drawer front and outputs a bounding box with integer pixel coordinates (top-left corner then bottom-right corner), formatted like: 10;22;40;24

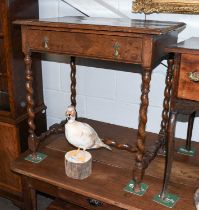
47;199;85;210
27;29;142;63
58;188;122;210
177;54;199;101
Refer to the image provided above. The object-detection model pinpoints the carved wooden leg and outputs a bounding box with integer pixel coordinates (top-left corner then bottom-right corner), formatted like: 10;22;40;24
22;176;37;210
133;69;152;192
70;56;77;108
160;111;177;199
186;111;195;151
24;52;38;157
159;57;174;153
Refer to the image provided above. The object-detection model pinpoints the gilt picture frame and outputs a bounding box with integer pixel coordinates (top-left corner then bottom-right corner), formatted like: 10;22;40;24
133;0;199;14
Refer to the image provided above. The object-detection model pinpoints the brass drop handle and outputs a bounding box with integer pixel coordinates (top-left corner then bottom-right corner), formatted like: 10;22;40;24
113;42;120;59
188;71;199;82
43;36;49;49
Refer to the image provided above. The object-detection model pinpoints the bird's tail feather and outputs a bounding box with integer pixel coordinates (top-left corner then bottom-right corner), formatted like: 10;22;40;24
91;138;112;150
100;142;112;150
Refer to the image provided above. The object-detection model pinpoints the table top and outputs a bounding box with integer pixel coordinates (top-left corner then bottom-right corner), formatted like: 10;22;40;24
14;16;185;35
165;37;199;54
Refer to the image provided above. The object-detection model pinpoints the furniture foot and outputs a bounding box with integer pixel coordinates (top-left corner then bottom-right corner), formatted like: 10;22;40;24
153;192;179;208
132;163;146;193
177;111;196;156
124;179;148;196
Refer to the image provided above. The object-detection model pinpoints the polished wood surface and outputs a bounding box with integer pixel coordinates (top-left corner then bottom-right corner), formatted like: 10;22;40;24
177;54;199;101
47;199;86;210
12;119;198;210
165;37;199;55
0;0;47;205
161;37;199;198
0;110;46;205
14;16;185;35
26;29;142;63
0;122;21;194
15;17;185;68
0;0;45;120
15;17;185;192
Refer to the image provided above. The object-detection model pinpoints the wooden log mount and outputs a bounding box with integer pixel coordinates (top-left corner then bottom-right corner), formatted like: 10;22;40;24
65;150;92;180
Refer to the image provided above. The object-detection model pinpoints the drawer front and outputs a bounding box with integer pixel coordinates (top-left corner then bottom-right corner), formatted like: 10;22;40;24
59;188;122;210
177;54;199;101
47;199;85;210
27;29;142;63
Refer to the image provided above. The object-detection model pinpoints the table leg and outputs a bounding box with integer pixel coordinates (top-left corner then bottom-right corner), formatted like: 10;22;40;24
159;57;174;153
186;111;196;150
24;52;38;156
70;56;77;108
133;69;151;192
160;111;177;199
22;176;37;210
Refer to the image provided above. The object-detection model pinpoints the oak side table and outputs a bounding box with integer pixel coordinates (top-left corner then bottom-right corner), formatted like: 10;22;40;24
12;16;186;207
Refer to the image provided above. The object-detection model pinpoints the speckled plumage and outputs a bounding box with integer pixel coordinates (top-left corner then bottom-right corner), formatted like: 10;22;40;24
64;106;111;151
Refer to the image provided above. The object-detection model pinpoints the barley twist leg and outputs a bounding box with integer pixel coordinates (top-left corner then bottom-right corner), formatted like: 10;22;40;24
133;69;152;192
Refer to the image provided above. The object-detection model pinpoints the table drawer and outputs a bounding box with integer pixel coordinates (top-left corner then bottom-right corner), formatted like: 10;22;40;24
27;29;142;63
58;188;122;210
47;199;86;210
177;54;199;101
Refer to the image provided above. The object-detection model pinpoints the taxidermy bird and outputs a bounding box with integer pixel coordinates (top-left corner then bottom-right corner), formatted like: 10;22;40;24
194;188;199;210
65;105;111;152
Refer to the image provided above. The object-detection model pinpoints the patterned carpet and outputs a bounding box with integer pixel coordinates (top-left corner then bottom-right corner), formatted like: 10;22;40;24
0;194;53;210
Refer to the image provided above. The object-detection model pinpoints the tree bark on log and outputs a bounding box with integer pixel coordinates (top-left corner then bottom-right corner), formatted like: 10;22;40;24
65;150;92;180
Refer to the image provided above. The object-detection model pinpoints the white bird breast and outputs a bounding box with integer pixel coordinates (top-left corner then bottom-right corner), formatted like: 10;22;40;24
65;123;95;149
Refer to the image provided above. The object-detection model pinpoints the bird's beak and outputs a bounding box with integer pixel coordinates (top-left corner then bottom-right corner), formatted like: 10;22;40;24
65;111;71;120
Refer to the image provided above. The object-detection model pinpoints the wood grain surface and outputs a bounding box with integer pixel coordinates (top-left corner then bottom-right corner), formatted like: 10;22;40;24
12;118;198;210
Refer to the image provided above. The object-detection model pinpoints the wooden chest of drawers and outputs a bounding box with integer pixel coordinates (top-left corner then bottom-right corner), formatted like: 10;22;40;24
0;1;46;206
160;37;199;202
177;53;199;101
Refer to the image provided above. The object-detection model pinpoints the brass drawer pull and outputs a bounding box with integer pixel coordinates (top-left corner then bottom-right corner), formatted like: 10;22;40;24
188;71;199;82
87;198;103;207
113;42;120;59
43;36;49;49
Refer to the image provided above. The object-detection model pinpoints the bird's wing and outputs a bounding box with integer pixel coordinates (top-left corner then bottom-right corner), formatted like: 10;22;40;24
76;122;97;135
76;122;98;146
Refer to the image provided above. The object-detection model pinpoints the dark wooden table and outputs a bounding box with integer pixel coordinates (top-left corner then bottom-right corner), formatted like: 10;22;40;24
12;119;198;210
160;37;199;199
14;16;185;189
12;17;186;209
